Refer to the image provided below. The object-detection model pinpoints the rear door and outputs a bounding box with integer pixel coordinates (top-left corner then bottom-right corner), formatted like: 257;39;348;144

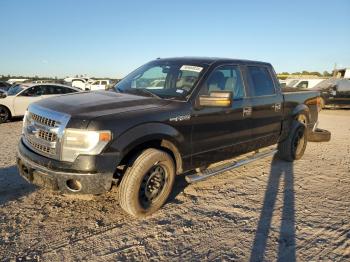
41;85;76;99
245;65;283;145
191;64;252;167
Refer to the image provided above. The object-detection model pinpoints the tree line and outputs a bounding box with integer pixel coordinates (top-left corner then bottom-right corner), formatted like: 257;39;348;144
278;71;333;77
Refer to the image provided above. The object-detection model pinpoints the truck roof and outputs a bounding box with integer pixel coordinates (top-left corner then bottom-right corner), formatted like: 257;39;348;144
155;57;272;66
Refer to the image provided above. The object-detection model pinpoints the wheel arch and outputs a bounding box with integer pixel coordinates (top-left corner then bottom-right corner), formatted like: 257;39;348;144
0;104;13;119
292;104;311;123
112;123;186;175
280;104;310;142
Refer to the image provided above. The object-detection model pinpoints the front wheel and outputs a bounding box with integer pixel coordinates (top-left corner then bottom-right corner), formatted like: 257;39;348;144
118;148;175;218
0;106;10;124
277;121;307;162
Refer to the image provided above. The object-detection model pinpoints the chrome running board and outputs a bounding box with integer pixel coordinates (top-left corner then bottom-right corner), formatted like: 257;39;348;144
185;148;277;183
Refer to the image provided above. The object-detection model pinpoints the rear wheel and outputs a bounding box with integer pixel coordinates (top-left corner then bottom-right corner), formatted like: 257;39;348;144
0;106;10;124
118;148;175;218
277;121;307;162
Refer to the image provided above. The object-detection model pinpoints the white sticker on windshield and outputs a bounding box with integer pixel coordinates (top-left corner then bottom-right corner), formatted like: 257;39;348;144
180;65;203;73
176;89;184;94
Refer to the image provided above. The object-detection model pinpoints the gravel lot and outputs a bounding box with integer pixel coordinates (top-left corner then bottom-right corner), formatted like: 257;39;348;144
0;110;349;261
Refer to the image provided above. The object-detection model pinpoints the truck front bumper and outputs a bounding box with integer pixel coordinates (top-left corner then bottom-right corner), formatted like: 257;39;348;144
16;139;117;194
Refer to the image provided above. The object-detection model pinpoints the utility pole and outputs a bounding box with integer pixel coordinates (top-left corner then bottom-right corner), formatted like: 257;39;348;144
333;63;337;77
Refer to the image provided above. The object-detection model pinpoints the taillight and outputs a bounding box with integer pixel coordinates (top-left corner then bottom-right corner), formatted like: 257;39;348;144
306;97;322;112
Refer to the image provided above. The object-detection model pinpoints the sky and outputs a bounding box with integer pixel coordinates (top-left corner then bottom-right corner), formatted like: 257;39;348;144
0;0;349;78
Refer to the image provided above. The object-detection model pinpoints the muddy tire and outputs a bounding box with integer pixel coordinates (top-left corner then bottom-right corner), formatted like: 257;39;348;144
277;121;307;162
118;148;175;218
0;106;10;124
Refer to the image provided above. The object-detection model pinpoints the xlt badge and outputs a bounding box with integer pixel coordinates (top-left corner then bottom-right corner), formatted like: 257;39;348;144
169;115;191;122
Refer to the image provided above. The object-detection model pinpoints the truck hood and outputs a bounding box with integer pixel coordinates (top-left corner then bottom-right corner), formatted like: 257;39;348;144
35;91;169;120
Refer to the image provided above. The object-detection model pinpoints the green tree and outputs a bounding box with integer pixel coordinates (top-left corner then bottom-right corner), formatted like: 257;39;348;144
323;71;332;77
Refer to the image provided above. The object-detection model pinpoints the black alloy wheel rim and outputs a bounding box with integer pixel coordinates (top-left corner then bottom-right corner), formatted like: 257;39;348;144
293;128;305;156
0;108;8;122
139;164;167;208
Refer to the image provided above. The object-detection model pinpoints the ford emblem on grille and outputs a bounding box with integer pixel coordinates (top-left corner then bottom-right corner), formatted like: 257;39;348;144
27;124;39;137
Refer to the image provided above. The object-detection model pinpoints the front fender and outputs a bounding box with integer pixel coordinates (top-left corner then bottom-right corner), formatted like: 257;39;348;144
108;123;187;171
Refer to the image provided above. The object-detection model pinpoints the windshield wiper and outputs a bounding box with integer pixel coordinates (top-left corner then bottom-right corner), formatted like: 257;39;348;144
124;88;161;99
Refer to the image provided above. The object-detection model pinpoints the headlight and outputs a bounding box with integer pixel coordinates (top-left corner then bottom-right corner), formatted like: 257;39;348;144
61;129;112;162
22;110;29;134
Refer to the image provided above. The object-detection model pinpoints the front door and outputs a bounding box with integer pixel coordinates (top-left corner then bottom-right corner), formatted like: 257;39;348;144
14;86;44;116
191;64;252;168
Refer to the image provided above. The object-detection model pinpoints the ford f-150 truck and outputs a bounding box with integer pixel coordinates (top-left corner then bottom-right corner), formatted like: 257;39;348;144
17;57;329;217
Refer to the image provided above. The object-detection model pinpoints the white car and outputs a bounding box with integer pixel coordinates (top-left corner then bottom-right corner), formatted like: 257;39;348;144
86;79;111;91
0;83;80;123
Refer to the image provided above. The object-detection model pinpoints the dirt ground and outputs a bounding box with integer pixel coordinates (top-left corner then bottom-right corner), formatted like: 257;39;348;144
0;110;349;261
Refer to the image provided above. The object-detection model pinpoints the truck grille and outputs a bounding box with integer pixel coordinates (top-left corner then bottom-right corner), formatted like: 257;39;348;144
27;136;56;155
31;113;57;127
38;129;57;142
22;104;70;160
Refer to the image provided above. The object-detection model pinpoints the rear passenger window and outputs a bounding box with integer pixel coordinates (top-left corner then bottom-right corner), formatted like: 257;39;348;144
43;85;75;95
62;87;76;93
247;66;275;96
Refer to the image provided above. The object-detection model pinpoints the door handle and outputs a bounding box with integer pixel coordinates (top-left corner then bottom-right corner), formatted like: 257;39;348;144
243;107;252;117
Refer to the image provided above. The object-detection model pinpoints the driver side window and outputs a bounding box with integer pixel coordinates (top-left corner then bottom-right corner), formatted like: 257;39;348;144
20;86;43;97
200;65;245;99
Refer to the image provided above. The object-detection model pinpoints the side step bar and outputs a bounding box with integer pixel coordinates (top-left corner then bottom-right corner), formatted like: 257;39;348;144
185;148;277;183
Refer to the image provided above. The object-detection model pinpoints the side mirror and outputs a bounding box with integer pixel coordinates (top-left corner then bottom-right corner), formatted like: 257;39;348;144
199;91;233;108
0;92;7;98
330;84;337;91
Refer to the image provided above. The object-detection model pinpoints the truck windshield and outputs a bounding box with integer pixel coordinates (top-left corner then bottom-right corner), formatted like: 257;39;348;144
7;84;24;96
114;61;207;100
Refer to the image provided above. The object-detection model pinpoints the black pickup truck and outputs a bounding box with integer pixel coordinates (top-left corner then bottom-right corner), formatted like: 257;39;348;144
17;57;329;217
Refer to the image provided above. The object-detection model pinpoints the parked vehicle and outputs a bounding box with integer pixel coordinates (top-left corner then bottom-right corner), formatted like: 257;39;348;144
0;83;80;123
278;79;287;88
17;57;330;218
312;78;350;108
86;79;111;91
286;78;325;89
64;77;91;90
0;81;12;92
334;68;350;79
7;79;28;85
